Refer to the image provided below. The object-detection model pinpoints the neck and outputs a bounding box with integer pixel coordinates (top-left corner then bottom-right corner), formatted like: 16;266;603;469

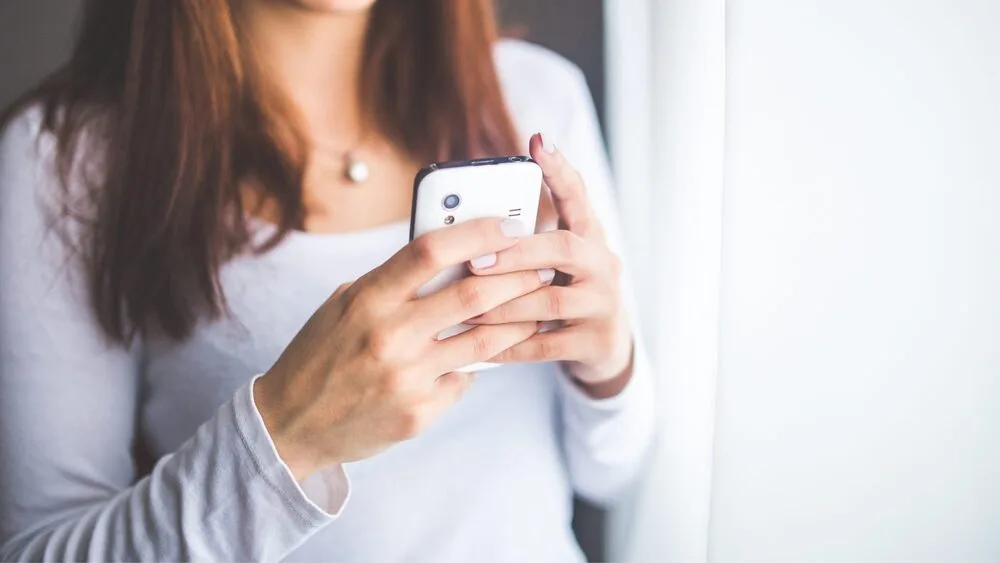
243;2;371;147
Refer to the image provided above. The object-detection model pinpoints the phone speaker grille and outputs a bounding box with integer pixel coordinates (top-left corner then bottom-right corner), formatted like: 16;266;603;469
508;208;522;217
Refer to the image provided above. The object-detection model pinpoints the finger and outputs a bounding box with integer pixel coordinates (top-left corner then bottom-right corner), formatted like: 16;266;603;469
489;326;595;365
529;132;594;235
466;286;612;325
430;371;475;407
368;217;530;298
431;321;540;373
404;371;476;441
468;229;606;280
393;371;475;442
414;269;554;334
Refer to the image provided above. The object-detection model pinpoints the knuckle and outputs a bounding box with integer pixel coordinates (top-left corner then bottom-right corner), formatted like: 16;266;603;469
342;297;374;329
538;338;564;361
325;283;355;310
472;331;497;359
573;215;593;235
410;236;443;271
487;304;510;324
366;327;400;362
379;369;407;396
546;288;567;318
456;279;486;312
556;230;579;261
342;284;376;315
334;282;353;296
395;407;425;440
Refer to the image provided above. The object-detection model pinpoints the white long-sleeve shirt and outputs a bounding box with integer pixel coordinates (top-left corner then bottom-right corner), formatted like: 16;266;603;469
0;40;655;562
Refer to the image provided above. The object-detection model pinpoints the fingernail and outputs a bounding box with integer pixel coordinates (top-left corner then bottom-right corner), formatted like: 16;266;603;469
538;320;560;333
539;131;556;154
501;218;527;237
470;254;497;269
538;268;556;284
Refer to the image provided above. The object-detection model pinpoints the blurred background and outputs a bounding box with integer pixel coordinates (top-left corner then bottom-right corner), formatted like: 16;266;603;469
0;1;76;108
3;1;999;562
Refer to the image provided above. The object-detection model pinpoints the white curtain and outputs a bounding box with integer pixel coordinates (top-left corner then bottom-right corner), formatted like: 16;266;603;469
605;0;726;561
606;0;1000;561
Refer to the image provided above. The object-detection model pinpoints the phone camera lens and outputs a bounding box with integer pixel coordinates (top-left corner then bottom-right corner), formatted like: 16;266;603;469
443;194;461;210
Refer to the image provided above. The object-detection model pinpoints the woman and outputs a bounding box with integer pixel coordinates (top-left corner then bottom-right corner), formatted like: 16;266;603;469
0;0;654;561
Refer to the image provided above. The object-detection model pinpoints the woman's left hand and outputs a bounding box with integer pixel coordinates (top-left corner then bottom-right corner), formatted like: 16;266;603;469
466;133;634;399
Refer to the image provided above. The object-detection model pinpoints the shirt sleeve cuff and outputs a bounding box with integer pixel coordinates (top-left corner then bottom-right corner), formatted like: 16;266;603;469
234;375;352;520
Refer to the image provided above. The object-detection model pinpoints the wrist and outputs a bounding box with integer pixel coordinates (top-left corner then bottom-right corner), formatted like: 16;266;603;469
252;374;321;482
571;338;635;400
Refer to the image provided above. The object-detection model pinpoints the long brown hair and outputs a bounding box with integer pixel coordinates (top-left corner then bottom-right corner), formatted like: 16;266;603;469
1;0;520;343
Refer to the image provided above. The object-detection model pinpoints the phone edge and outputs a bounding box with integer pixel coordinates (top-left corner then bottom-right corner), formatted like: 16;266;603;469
408;156;536;241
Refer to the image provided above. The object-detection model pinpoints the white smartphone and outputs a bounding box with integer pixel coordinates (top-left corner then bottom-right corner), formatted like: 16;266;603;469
409;156;544;373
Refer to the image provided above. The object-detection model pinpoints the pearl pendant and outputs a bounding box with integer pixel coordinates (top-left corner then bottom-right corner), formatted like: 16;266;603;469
345;154;369;184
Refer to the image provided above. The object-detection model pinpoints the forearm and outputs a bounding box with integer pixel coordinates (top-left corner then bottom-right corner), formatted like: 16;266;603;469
558;340;656;506
2;380;343;562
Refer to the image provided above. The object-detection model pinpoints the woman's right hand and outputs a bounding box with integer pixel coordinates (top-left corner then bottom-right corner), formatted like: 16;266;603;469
253;218;545;481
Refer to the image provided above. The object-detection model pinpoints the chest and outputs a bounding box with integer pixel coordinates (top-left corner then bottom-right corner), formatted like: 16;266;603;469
300;147;419;233
139;229;406;454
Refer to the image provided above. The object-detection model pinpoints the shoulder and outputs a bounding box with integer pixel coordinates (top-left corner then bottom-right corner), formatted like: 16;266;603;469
0;102;101;255
493;39;595;144
493;38;589;96
1;102;104;206
0;104;60;213
0;103;49;168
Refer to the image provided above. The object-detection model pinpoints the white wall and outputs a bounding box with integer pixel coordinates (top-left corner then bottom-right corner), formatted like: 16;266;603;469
711;0;1000;561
